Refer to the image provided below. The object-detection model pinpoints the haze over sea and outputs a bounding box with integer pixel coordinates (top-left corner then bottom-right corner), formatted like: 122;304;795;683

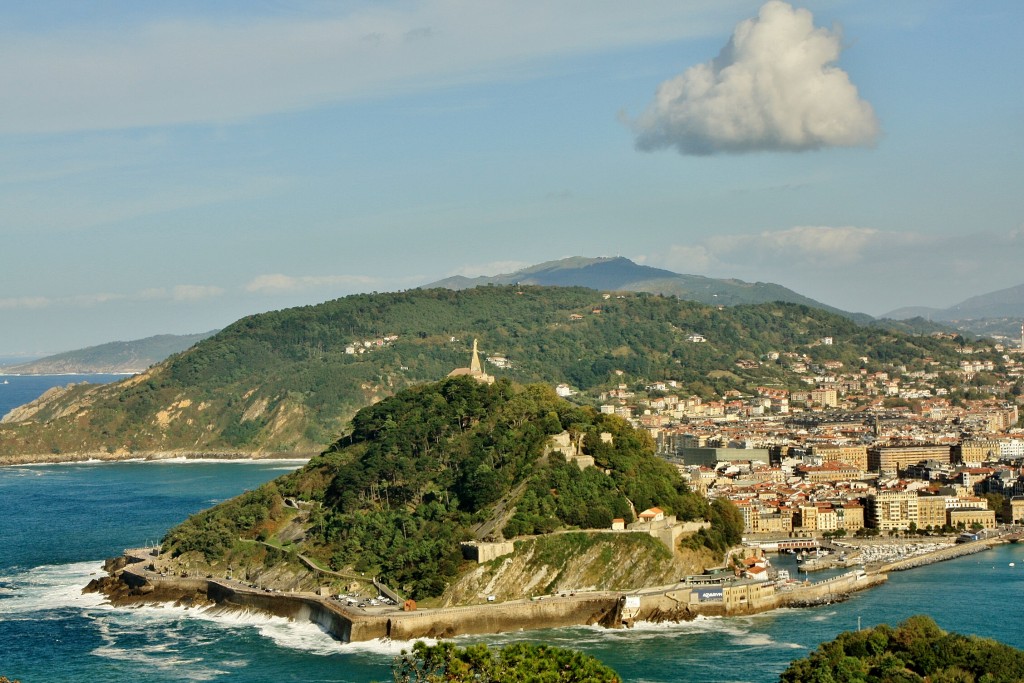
3;382;1024;682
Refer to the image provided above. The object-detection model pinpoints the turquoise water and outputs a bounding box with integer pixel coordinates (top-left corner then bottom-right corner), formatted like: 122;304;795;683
3;461;1023;682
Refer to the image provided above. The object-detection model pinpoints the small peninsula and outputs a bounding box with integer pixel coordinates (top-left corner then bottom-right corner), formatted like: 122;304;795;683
91;375;892;641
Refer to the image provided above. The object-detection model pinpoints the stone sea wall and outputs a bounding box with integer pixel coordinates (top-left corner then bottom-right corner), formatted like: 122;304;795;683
96;549;885;643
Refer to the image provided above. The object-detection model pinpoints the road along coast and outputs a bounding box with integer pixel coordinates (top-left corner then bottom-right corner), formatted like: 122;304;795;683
87;547;888;643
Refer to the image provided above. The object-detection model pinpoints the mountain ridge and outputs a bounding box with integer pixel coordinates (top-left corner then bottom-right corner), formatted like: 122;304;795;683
885;282;1024;321
424;256;873;321
0;331;218;375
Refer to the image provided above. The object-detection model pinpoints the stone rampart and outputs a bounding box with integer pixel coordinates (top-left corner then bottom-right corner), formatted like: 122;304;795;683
461;541;516;563
385;596;620;640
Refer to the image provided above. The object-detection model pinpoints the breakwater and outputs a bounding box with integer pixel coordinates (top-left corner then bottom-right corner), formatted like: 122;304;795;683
877;539;998;572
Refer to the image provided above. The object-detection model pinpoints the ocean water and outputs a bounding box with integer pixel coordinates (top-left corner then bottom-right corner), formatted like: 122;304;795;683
0;373;125;419
4;463;1024;682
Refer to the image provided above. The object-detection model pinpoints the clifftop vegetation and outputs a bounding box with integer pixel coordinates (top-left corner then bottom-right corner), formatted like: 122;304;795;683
0;285;974;460
160;378;720;600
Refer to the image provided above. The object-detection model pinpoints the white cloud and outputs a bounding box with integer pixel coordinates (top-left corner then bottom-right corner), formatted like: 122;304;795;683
0;296;51;310
1;285;223;310
631;1;879;155
69;292;128;306
0;1;742;134
710;225;885;264
447;261;533;278
244;273;378;294
170;285;225;302
656;226;922;273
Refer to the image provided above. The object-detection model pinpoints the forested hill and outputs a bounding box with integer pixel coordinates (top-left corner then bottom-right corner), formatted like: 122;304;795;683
161;378;720;600
0;286;969;461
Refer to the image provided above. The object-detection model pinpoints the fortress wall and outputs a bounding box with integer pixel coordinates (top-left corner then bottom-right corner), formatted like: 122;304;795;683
779;571;886;606
385;596;620;641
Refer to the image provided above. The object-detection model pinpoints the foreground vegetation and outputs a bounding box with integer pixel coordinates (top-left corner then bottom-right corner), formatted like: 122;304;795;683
388;614;1024;683
1;285;978;458
782;615;1024;683
390;641;620;683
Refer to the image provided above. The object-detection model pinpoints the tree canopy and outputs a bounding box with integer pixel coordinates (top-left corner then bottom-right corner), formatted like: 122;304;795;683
781;615;1024;683
390;641;621;683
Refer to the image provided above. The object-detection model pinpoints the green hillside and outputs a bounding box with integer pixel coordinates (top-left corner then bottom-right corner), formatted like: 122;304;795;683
160;377;719;600
0;286;970;460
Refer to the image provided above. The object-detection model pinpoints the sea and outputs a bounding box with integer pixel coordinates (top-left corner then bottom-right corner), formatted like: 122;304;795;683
3;379;1024;682
0;372;127;420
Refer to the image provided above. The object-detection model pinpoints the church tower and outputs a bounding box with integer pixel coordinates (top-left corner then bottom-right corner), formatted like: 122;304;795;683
447;338;495;384
470;338;482;375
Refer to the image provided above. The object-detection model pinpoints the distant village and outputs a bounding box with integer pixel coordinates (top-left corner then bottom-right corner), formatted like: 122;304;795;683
344;314;1024;539
490;323;1024;540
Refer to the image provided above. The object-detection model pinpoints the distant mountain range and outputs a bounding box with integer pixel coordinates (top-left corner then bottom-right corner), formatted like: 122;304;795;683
886;283;1024;322
425;256;876;323
424;257;970;337
0;331;218;375
884;282;1024;340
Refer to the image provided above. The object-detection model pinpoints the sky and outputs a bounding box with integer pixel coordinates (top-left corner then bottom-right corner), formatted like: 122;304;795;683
1;1;1022;356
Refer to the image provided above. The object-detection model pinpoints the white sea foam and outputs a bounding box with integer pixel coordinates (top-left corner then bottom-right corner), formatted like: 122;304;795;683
0;563;342;657
207;607;343;655
95;598;345;655
341;636;441;657
0;560;108;615
91;625;236;681
731;633;776;647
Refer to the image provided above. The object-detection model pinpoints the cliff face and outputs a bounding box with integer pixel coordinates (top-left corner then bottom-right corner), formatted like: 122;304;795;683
0;367;319;462
441;533;715;607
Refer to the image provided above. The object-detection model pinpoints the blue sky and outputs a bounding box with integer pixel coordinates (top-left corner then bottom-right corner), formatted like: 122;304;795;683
1;1;1022;355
